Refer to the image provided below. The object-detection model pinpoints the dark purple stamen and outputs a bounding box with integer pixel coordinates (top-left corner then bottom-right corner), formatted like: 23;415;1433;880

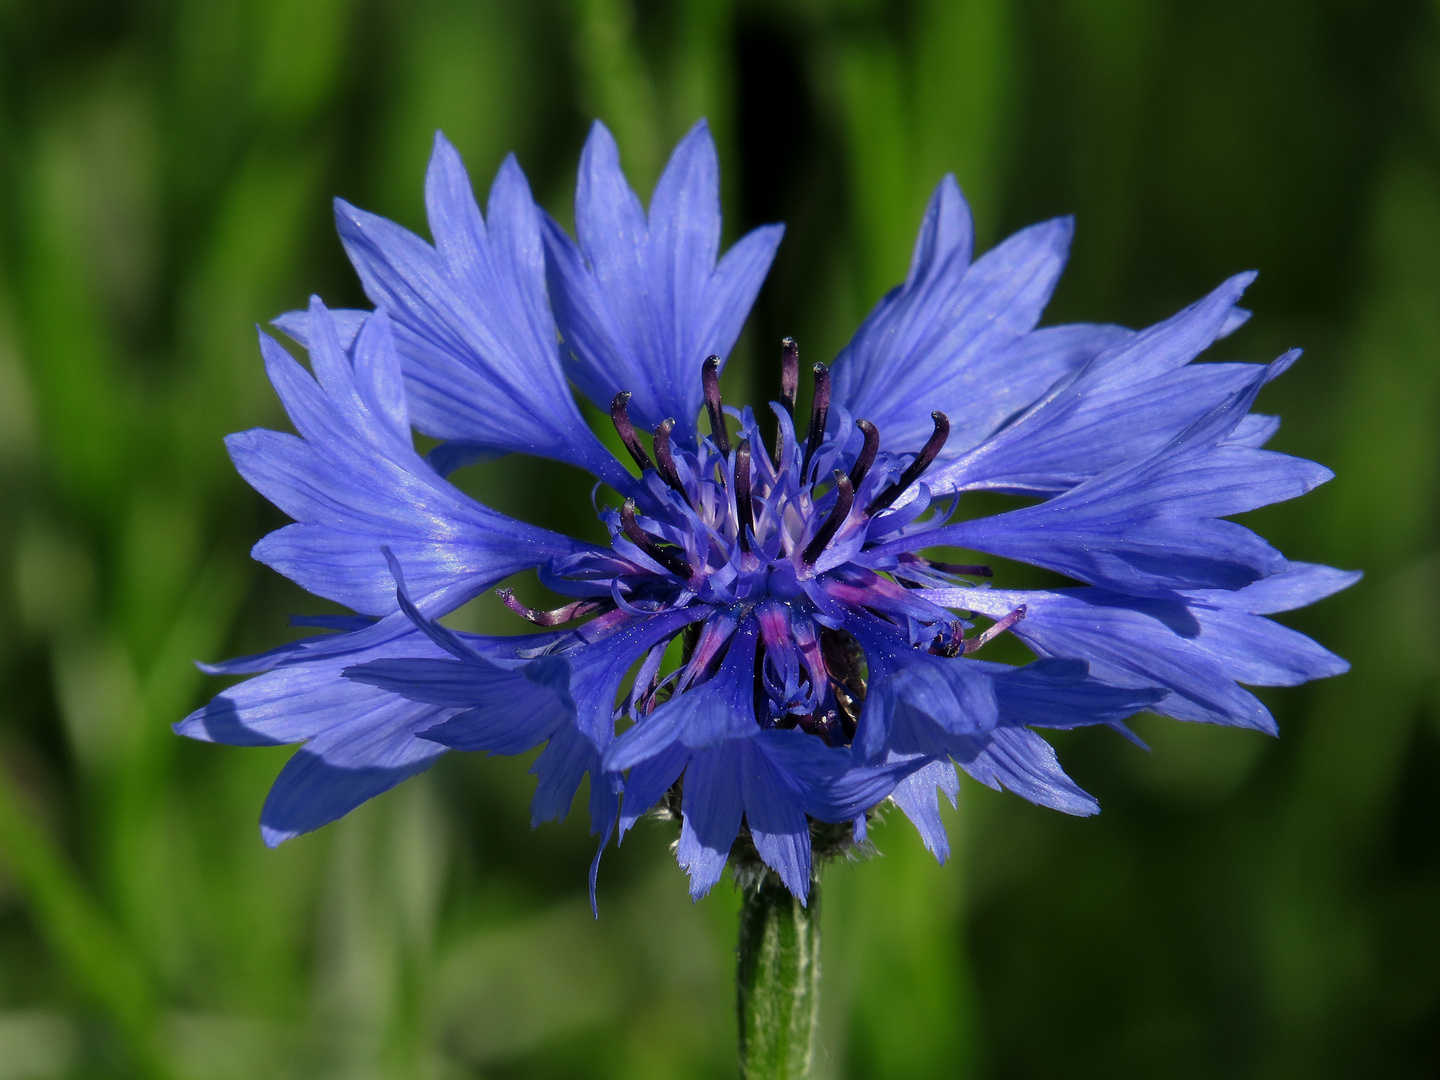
801;363;831;481
848;418;880;491
497;589;608;626
735;439;754;553
779;337;799;416
702;355;730;455
609;391;654;473
653;418;687;497
864;410;950;516
802;470;854;565
962;605;1026;655
621;498;692;580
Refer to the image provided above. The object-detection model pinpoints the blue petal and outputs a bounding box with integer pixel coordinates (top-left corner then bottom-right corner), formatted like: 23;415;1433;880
345;654;572;756
902;174;974;287
278;305;511;479
1219;560;1362;614
983;589;1283;732
435;610;701;760
893;358;1332;596
985;657;1165;729
617;740;688;839
200;612;423;676
324;137;627;485
273;307;368;352
233;301;587;616
178;630;450;747
543;120;783;437
928;562;1357;734
739;740;813;902
406;608;702;870
829;188;1078;459
603;620;758;771
755;728;925;821
571;609;707;748
260;736;442;847
950;727;1099;816
528;722;598;826
926;274;1262;495
176;629;456;845
612;673;922;898
1174;605;1353;689
850;622;999;762
676;740;745;899
674;732;871;902
889;758;960;862
836;646;1146;826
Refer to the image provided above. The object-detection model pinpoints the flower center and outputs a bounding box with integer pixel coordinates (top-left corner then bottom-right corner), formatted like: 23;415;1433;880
499;340;1016;743
604;351;955;595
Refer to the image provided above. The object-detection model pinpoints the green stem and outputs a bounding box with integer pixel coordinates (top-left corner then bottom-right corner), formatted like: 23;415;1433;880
737;874;821;1080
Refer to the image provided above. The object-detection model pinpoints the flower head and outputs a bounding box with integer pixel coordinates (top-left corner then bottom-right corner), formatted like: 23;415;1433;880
179;119;1356;907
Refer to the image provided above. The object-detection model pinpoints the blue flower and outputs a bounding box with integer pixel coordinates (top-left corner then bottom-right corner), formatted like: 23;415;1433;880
178;119;1356;906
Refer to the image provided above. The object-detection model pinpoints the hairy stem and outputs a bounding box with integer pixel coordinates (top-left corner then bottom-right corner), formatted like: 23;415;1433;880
737;874;821;1079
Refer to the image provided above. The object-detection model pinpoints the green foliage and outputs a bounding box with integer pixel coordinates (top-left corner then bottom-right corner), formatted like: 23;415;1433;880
0;0;1434;1076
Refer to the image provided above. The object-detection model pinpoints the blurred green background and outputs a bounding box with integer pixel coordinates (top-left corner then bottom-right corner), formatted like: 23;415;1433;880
0;0;1436;1076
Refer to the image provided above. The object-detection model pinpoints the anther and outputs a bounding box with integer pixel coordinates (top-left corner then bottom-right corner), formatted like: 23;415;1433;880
801;362;831;481
775;338;801;461
609;391;654;473
653;419;687;497
962;605;1026;655
802;470;854;566
864;410;950;516
780;337;799;416
497;589;607;627
848;419;880;491
620;498;692;580
702;355;730;455
735;439;754;554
